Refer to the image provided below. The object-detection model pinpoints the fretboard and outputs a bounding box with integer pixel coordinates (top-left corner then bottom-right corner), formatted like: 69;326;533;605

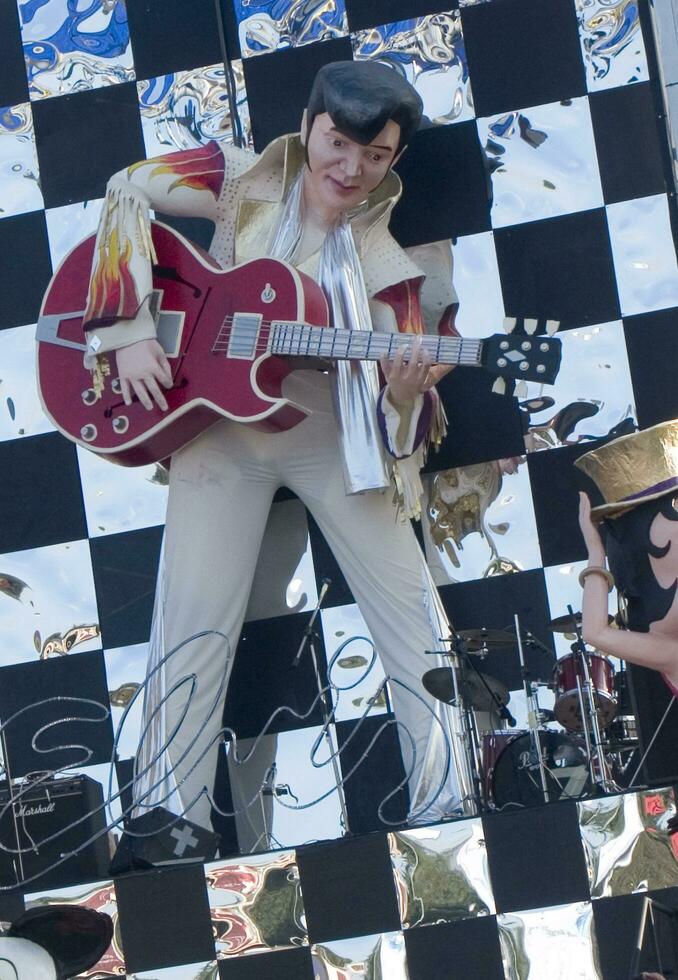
268;322;482;366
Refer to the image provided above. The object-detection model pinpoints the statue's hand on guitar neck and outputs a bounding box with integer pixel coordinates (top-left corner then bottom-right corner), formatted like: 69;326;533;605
115;339;173;412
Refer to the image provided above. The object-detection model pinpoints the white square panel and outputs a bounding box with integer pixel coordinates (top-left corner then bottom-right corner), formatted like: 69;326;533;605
576;0;650;92
544;560;619;659
0;539;99;667
353;11;474;125
0;322;54;442
0;103;43;218
104;641;149;762
234;0;348;58
138;61;252;159
606;194;678;316
135;965;218;980
478;97;604;228
498;902;600;979
45;198;103;270
448;231;506;338
320;602;388;723
20;0;135;100
77;445;168;537
312;932;408;978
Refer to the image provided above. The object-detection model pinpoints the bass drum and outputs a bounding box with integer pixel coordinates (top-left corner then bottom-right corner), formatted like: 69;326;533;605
485;730;591;809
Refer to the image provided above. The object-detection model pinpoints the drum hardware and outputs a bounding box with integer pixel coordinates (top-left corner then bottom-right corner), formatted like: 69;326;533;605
456;628;516;657
514;613;551;804
548;612;614;635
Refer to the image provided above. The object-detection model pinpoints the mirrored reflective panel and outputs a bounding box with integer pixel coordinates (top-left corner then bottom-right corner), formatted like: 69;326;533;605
45;199;103;269
205;849;307;958
0;104;43;219
607;195;678;316
522;320;636;453
443;232;505;338
77;446;168;538
104;642;149;762
421;459;542;586
138;61;252;157
135;965;218;980
20;0;135;101
0;539;99;667
226;727;343;852
576;0;649;91
312;931;408;979
320;603;388;723
235;0;347;58
478;97;603;228
544;560;619;660
0;323;54;443
390;818;494;927
23;879;122;976
245;499;318;621
352;12;473;125
578;787;678;898
498;902;600;980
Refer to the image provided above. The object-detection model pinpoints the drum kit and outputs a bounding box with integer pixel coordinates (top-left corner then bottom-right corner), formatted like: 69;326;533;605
423;609;638;813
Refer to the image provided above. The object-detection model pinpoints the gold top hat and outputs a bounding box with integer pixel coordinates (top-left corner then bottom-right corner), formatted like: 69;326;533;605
574;419;678;519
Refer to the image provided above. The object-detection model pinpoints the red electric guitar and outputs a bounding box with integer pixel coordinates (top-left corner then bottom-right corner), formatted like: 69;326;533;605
36;222;562;467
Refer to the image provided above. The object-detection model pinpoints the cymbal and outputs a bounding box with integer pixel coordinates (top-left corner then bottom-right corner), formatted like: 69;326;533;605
422;666;510;712
457;628;516;651
548;612;613;634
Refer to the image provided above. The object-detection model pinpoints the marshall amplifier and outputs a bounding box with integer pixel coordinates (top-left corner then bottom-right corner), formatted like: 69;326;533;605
0;774;111;891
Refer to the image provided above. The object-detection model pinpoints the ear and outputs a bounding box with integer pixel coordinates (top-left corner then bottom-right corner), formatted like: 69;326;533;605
300;108;309;146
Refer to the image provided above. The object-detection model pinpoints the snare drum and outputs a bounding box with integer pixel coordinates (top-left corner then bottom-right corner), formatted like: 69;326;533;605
482;730;591;808
553;651;617;732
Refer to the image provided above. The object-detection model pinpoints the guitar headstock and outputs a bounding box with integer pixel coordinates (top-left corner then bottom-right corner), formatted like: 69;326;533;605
481;316;561;393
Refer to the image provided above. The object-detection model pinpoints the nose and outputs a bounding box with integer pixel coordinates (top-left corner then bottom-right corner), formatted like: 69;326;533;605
341;148;362;180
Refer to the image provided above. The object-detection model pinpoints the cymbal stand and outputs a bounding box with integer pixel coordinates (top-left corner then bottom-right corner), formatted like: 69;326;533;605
445;630;486;814
566;605;615;793
515;613;550;803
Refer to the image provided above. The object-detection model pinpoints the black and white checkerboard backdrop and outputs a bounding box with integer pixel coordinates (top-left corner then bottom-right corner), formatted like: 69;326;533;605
2;0;678;975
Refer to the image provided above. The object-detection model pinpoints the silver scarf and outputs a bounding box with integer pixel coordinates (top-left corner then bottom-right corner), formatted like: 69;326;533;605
268;172;391;495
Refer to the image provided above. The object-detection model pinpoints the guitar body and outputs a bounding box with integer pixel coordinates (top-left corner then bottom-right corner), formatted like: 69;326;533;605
37;223;330;466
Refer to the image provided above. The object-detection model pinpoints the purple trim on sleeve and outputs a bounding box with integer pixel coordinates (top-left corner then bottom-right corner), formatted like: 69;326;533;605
376;387;435;459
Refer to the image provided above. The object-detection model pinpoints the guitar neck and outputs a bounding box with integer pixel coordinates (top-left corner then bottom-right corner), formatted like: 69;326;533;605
268;322;482;366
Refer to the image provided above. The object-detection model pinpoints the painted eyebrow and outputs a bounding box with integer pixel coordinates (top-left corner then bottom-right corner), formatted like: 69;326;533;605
327;127;395;152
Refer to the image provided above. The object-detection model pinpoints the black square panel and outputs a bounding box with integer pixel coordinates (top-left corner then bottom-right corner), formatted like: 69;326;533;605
0;433;86;553
483;802;590;912
115;864;216;972
438;569;554;688
218;946;315;979
0;210;52;330
424;368;525;473
404;916;504;980
32;83;145;208
296;833;401;942
0;651;114;777
307;512;353;609
590;82;667;205
126;0;222;79
624;308;678;428
89;525;163;649
336;715;409;834
528;442;609;568
223;611;329;738
593;887;678;980
0;2;29;108
494;210;620;330
461;0;586;118
346;0;458;32
391;123;492;246
243;37;355;152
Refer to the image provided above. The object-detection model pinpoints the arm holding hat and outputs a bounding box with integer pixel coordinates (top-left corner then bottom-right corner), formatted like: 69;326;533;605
578;492;678;676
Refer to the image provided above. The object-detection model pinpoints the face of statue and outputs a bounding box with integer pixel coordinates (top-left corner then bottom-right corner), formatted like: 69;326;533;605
301;111;401;222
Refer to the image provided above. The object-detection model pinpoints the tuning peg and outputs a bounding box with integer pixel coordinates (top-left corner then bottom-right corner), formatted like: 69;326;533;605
524;318;538;335
492;377;506;395
502;316;517;334
546;319;559;336
516;380;528;398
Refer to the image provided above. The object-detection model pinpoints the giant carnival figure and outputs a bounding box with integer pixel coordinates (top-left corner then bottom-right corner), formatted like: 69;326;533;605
79;60;474;846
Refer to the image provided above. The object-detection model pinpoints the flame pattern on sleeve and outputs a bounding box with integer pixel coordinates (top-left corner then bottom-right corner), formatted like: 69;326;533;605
128;140;226;198
373;276;426;334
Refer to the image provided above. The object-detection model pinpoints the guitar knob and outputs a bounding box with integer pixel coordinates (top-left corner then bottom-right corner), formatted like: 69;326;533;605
81;388;97;405
112;416;129;434
80;424;97;442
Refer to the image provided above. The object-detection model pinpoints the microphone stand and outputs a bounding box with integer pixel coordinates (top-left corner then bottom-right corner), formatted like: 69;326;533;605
515;614;550;803
444;629;486;813
292;580;350;834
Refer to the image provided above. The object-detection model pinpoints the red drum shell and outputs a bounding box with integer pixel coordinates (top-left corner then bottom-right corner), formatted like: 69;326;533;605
553;651;617;731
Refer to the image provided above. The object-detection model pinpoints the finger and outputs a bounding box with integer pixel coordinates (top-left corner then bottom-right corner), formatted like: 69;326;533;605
146;376;169;412
380;354;391;379
131;379;154;412
120;377;133;407
156;351;174;387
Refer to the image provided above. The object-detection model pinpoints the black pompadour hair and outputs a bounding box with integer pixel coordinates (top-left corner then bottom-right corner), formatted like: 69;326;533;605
306;60;423;154
603;493;678;631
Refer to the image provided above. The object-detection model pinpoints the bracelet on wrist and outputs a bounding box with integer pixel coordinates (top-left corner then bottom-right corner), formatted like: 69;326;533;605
578;565;615;593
